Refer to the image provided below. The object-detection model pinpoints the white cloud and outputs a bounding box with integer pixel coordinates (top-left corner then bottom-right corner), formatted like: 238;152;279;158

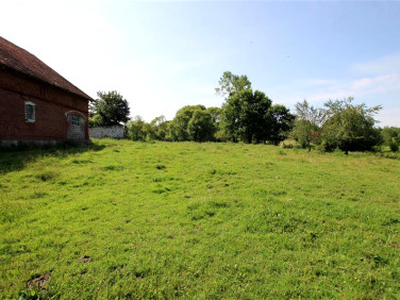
351;78;374;90
376;109;400;127
274;53;400;120
345;74;400;97
352;52;400;75
302;73;400;104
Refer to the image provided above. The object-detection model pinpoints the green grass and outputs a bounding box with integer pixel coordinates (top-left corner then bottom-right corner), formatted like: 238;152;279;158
1;139;399;299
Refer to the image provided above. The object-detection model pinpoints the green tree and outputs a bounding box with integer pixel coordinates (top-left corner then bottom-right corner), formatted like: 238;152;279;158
170;105;206;141
294;100;326;127
290;119;318;150
187;110;216;142
215;71;252;99
92;91;130;126
389;138;399;152
88;114;104;128
126;116;148;141
380;127;400;152
221;89;272;144
220;92;243;142
206;107;222;125
206;107;223;141
322;97;382;154
216;71;292;144
267;104;295;145
148;115;169;141
290;100;325;149
169;105;219;142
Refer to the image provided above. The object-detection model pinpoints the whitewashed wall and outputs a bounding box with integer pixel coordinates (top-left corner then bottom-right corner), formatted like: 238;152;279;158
89;125;124;139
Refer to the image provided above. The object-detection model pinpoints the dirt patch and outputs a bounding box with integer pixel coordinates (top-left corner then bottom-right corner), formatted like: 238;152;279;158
391;242;400;249
26;273;50;290
79;255;92;263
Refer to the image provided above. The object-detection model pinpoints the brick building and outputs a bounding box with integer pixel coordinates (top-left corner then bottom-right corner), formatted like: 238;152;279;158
0;36;93;146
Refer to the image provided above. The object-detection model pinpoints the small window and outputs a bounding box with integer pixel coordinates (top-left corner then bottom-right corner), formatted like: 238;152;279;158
25;101;36;123
71;116;80;126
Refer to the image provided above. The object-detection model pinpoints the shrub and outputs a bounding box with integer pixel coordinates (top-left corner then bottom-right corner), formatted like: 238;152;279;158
389;138;399;152
280;139;298;149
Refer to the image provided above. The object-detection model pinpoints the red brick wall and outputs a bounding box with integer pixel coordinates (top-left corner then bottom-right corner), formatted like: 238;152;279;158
0;68;89;144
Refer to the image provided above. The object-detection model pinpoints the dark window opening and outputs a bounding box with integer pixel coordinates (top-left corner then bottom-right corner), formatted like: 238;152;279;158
72;116;80;126
25;101;36;123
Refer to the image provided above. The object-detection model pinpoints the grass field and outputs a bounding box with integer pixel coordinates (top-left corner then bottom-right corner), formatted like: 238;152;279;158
1;139;399;299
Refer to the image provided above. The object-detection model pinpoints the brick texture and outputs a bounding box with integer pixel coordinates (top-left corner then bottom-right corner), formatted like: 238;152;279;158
0;68;89;144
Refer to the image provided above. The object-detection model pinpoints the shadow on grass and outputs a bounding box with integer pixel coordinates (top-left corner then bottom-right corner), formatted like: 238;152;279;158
0;143;105;174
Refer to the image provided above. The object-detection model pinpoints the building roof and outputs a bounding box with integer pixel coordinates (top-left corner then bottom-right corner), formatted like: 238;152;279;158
0;36;93;101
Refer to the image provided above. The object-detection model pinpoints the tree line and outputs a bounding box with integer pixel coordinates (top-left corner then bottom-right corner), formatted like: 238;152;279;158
89;71;400;154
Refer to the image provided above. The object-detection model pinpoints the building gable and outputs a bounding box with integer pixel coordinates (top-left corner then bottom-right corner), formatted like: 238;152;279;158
0;36;92;101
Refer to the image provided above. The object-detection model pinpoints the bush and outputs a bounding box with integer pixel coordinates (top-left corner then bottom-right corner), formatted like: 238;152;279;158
316;140;336;153
214;130;229;142
315;144;326;153
280;139;298;149
389;138;399;152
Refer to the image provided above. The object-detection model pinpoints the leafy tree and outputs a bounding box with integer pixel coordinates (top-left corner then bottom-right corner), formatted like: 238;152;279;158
126;116;148;141
206;107;222;125
389;139;399;152
221;89;272;144
267;104;295;145
91;91;130;126
148;115;169;141
166;120;179;142
187;110;216;142
322;97;382;154
216;71;292;144
380;127;400;152
290;100;325;149
88;114;104;128
294;100;326;127
220;91;243;142
290;100;323;149
290;119;319;150
170;105;207;141
247;91;274;143
206;107;223;141
168;105;220;142
215;71;252;99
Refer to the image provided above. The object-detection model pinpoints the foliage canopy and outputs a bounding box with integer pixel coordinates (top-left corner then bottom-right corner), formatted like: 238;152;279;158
90;91;130;126
291;97;382;154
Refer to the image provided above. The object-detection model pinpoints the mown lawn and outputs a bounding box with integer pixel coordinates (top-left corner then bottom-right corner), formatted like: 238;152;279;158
1;139;399;299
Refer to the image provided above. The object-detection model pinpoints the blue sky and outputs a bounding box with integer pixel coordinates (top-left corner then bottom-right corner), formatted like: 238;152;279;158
2;0;400;126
